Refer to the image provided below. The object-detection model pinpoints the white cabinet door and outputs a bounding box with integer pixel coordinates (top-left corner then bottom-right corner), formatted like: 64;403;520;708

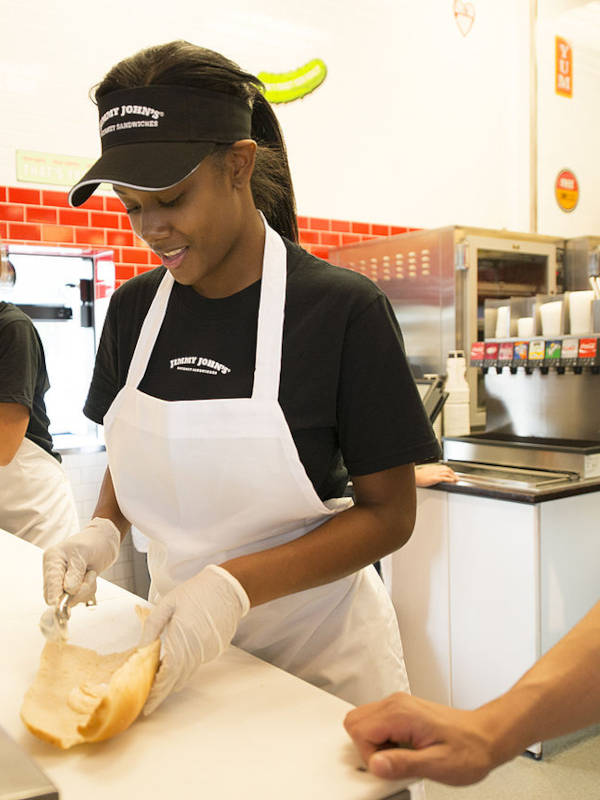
448;494;539;709
540;492;600;654
391;483;600;754
391;488;452;704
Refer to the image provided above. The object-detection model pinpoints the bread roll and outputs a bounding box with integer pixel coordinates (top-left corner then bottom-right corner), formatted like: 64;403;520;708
21;634;160;749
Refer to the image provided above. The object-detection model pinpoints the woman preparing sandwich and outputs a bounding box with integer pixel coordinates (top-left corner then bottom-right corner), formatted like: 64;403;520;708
42;40;440;716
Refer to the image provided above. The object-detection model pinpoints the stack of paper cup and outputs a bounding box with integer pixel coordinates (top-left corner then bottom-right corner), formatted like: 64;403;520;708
517;317;535;337
569;291;594;334
495;305;510;338
540;300;563;336
484;307;498;339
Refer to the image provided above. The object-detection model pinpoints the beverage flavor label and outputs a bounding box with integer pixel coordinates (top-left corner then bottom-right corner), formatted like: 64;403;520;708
528;339;546;360
513;341;529;361
498;342;514;361
484;342;499;360
561;338;579;359
578;338;598;359
545;340;562;359
470;342;485;363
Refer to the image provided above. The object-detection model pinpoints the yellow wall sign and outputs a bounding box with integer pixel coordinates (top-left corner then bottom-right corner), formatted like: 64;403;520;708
258;59;327;104
555;36;572;97
555;168;579;212
16;150;95;187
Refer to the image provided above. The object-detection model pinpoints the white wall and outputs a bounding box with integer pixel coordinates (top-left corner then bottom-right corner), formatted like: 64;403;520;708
264;0;531;230
0;0;532;231
537;1;600;236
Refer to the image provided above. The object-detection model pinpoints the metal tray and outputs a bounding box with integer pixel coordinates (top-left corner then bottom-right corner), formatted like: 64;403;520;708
446;460;577;491
444;434;600;479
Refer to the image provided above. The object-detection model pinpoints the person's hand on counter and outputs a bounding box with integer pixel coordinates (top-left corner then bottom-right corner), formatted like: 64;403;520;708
414;463;458;487
344;692;500;786
140;564;250;715
345;599;600;786
43;517;121;607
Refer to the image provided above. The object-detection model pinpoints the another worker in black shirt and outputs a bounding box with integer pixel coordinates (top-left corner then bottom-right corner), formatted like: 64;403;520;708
0;301;78;547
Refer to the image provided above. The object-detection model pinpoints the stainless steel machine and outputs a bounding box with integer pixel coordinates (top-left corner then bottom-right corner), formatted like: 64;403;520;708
330;226;600;492
444;235;600;490
564;235;600;291
0;724;58;800
443;338;600;492
329;225;563;428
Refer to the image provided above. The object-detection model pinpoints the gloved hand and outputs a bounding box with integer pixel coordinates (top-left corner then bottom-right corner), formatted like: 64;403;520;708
43;517;121;607
140;564;250;715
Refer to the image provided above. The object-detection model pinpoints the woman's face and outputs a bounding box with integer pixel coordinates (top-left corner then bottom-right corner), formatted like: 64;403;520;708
113;145;258;297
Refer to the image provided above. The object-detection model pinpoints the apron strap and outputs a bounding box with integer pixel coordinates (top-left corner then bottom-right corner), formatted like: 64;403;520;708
252;215;287;401
125;269;174;387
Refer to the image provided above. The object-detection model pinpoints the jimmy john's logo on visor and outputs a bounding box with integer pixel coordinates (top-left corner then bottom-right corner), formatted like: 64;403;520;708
99;104;165;137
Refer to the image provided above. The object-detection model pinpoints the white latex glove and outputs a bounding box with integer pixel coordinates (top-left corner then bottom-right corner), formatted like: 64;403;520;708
43;517;121;607
140;564;250;715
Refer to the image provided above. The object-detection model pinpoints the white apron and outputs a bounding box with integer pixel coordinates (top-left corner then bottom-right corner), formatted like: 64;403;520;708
0;436;79;547
103;216;410;707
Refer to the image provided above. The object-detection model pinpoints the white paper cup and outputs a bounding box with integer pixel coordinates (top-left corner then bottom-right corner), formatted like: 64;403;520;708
540;300;563;336
484;307;498;339
495;305;510;338
569;290;594;334
517;317;535;337
593;299;600;333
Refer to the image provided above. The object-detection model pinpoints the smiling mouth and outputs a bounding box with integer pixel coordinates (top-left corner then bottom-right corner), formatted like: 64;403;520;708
158;247;188;270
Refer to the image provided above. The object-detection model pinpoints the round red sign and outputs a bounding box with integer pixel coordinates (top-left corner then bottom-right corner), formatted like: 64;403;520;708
555;168;579;212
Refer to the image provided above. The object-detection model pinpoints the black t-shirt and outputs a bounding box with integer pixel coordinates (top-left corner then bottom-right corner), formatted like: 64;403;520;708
0;302;59;461
84;238;440;499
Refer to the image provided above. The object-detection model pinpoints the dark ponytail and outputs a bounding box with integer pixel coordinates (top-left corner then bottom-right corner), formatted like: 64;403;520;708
249;92;298;243
93;41;298;242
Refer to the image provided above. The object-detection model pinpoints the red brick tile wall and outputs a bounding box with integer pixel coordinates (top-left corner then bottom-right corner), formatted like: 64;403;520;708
296;216;416;261
0;186;159;286
0;185;418;287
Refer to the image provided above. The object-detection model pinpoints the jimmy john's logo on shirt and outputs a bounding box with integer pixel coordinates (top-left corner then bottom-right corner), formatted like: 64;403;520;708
99;104;165;138
170;355;231;376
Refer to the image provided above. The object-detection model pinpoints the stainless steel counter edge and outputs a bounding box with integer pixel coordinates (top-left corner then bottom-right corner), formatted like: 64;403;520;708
427;475;600;504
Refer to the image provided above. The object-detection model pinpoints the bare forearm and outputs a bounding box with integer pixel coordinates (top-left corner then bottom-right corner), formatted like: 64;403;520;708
93;467;131;541
223;466;416;606
345;601;600;786
476;600;600;766
0;402;29;465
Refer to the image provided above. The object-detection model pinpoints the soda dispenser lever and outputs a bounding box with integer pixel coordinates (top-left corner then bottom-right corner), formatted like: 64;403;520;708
472;335;600;374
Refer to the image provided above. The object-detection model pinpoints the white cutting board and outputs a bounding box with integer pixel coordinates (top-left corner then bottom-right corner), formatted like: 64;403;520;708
0;531;413;800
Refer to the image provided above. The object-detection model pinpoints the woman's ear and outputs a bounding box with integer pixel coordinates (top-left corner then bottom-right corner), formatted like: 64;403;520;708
227;139;257;188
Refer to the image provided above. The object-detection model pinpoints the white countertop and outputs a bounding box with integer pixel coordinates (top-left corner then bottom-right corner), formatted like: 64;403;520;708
0;531;412;800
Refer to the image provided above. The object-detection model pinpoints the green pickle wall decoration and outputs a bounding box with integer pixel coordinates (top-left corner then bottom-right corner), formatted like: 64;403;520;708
258;59;327;104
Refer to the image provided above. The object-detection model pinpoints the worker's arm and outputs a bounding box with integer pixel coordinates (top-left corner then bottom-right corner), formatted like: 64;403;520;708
42;467;130;606
0;401;29;466
479;598;600;765
344;599;600;786
222;463;416;606
92;466;132;540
